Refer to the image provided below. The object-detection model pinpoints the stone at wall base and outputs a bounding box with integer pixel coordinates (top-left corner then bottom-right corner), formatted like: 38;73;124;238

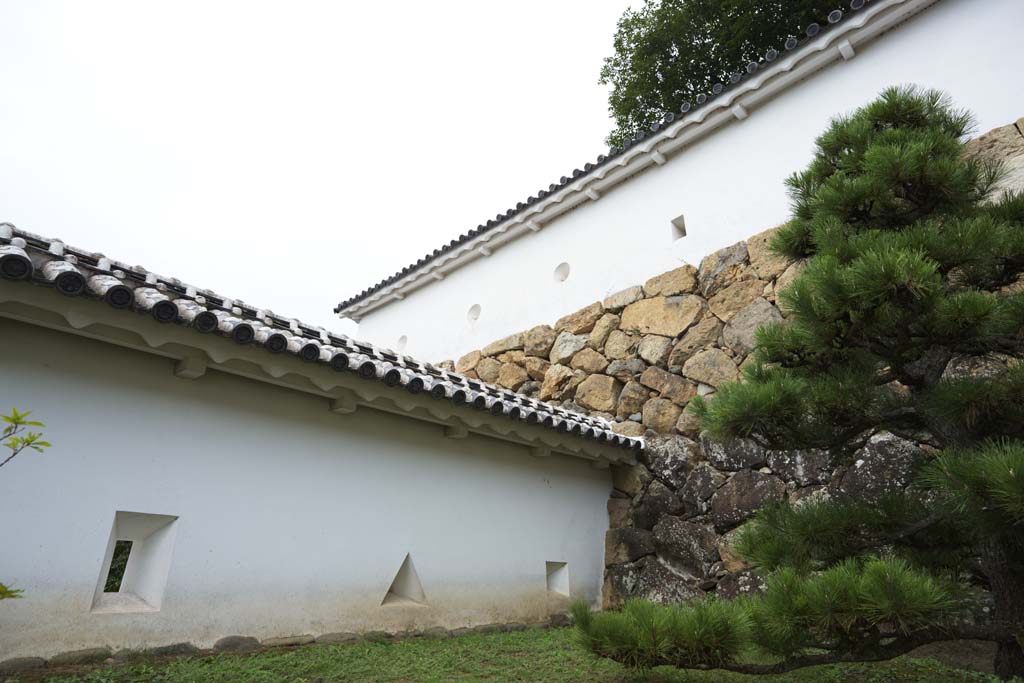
316;632;360;644
0;657;47;675
49;648;112;666
213;635;261;652
261;635;315;647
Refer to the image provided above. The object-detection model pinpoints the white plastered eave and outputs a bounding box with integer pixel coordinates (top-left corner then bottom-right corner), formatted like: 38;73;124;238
339;0;938;321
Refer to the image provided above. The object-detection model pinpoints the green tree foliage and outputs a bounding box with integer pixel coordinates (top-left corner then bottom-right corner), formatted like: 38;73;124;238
600;0;842;147
1;407;50;600
576;87;1024;678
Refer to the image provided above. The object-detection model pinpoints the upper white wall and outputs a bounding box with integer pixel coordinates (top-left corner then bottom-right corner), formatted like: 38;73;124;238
352;0;1024;361
0;320;611;658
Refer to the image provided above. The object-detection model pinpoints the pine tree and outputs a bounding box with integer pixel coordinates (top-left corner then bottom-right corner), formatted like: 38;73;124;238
573;87;1024;678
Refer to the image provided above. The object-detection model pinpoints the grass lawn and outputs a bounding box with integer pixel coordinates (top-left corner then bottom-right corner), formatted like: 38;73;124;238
33;627;998;683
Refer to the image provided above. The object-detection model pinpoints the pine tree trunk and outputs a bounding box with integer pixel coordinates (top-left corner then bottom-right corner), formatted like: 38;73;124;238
981;542;1024;679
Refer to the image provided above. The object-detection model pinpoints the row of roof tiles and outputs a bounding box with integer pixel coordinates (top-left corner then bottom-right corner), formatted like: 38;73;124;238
334;0;871;314
0;223;641;452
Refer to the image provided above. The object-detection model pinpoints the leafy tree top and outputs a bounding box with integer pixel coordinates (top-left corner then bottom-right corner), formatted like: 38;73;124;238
600;0;843;147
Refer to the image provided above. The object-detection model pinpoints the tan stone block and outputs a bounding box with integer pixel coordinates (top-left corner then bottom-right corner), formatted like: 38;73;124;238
476;357;502;383
639;366;697;406
708;280;766;322
644;265;698;297
604;330;638;360
681;348;739;388
554;301;604;334
642;397;683;433
620;295;704;337
575;374;623;413
455;350;482;374
497;363;530;390
482;332;524;357
603;285;644;312
571;347;610;373
588;313;620;351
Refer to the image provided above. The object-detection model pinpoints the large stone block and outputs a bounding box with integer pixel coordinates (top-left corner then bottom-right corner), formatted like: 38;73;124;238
575;374;622;412
644;265;698;297
482;332;524;357
637;335;673;366
603;286;644;311
604;330;638;359
555;302;604;334
620;296;704;337
611;463;652;496
524;324;557;357
643;435;701;489
723;298;783;356
837;431;925;502
710;470;786;530
746;226;791;280
455;350;482;373
607;358;647;383
639;366;697;406
476;357;502;383
681;348;739;387
548;331;588;364
668;317;723;368
633;480;685;529
496;363;529;390
642;397;683;433
698;241;749;298
766;447;833;486
538;364;575;400
604;556;703;609
616;380;650;420
653;516;720;578
708;280;766;322
700;433;768;470
522;356;550;380
680;462;727;515
605;528;655;565
588;313;620;350
570;347;609;373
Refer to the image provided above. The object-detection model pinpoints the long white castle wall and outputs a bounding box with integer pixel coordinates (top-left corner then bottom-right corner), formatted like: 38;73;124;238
0;319;610;659
353;0;1024;361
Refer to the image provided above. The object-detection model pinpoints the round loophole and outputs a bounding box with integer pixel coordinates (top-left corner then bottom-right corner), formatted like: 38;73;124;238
553;262;570;283
467;304;481;322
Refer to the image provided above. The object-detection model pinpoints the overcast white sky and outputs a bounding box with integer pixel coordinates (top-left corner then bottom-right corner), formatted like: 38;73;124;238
0;1;634;334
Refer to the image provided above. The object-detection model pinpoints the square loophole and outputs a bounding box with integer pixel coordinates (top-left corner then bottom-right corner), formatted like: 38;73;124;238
91;511;178;614
545;561;569;597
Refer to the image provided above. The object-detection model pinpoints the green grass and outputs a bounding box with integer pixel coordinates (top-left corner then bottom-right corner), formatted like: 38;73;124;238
36;627;998;683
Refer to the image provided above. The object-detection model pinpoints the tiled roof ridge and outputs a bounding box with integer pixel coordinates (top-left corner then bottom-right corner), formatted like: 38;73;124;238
0;223;641;452
334;0;885;316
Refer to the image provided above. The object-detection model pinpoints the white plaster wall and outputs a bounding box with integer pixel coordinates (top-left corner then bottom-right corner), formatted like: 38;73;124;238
354;0;1024;361
0;319;611;659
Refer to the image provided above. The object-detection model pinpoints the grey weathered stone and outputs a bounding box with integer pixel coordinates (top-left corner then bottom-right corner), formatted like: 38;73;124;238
570;347;609;373
941;353;1016;382
616;380;650;420
639;366;697;406
642;397;683;433
636;335;673;366
710;470;786;530
605;528;655;565
612;463;652;496
316;632;360;644
496;363;529;390
668;317;723;368
455;350;482;373
475;356;502;383
49;648;112;666
603;286;645;312
680;462;727;515
708;280;766;322
555;302;604;334
524;324;557;357
620;296;704;337
604;330;638;359
838;431;925;502
604;556;703;609
549;331;589;364
607;358;647;382
588;313;620;351
681;348;739;387
653;516;721;577
643;435;701;489
700;433;768;470
0;657;47;674
715;569;766;599
262;635;315;647
767;448;833;486
482;332;524;357
633;479;685;529
519;380;540;397
698;242;749;298
575;374;622;412
644;265;698;297
746;227;791;280
723;298;784;356
214;635;261;652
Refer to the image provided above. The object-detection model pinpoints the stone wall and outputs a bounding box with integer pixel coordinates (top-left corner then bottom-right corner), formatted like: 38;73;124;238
438;116;1024;607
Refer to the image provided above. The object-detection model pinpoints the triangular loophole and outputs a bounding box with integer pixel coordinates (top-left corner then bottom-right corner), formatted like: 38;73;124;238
381;553;426;606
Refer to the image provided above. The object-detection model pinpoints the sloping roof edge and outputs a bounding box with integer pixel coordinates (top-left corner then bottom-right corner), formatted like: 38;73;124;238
335;0;938;320
0;223;641;459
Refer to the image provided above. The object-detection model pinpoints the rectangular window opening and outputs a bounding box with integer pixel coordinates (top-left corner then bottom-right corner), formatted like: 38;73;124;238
546;561;570;597
103;540;133;592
